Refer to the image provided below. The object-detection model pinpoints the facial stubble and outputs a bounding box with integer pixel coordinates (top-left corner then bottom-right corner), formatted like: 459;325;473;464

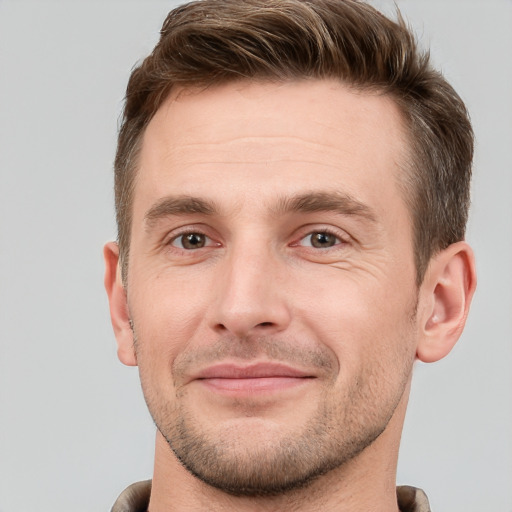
132;327;417;497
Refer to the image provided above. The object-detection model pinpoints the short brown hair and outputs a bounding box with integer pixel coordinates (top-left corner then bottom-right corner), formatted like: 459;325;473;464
115;0;473;284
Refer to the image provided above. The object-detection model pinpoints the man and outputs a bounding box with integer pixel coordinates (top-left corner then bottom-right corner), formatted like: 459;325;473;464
104;0;476;510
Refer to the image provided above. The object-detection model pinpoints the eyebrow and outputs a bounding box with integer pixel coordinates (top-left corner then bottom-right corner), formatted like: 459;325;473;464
272;191;377;222
144;190;377;230
144;195;217;230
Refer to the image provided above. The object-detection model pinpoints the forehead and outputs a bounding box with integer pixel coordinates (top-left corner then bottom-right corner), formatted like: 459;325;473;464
136;79;410;221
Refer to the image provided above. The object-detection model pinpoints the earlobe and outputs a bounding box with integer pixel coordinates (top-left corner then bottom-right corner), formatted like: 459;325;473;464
416;241;477;363
103;242;137;366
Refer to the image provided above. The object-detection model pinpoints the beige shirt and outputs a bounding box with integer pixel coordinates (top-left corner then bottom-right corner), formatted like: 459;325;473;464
111;480;431;512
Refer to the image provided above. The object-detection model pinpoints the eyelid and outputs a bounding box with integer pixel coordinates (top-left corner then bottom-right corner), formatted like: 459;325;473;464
299;232;340;248
171;233;211;249
290;225;351;248
163;224;221;249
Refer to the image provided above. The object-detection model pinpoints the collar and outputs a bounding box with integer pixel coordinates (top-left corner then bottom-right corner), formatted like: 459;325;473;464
111;480;431;512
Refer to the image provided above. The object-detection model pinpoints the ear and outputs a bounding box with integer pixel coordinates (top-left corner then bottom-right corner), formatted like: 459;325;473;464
103;242;137;366
416;241;477;363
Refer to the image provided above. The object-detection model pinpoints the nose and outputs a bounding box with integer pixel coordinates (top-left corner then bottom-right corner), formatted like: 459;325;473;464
210;242;292;338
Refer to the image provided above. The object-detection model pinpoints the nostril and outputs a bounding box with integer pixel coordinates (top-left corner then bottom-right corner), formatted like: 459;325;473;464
257;322;273;327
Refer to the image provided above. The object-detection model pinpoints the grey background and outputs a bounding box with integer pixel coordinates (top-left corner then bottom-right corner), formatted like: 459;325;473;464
0;1;511;510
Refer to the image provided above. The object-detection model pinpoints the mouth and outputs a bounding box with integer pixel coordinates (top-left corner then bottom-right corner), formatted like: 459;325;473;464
192;362;316;395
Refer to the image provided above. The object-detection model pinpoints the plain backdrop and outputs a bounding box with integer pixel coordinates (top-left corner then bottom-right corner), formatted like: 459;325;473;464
0;1;511;511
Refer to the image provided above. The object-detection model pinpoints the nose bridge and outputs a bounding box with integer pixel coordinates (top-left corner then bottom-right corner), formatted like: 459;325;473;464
211;233;291;337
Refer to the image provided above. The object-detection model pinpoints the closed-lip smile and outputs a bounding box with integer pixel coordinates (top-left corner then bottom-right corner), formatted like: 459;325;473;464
192;362;315;395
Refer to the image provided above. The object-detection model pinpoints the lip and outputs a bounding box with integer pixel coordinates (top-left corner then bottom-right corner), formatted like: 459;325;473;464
192;362;315;395
196;362;313;379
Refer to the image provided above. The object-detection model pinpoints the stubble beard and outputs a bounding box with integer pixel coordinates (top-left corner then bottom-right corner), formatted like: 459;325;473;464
161;390;392;497
134;330;416;497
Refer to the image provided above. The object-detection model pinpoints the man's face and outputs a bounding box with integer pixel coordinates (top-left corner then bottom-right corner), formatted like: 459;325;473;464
123;80;420;494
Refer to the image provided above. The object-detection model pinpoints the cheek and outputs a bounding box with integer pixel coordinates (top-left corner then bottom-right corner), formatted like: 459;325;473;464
295;270;417;365
128;275;213;385
132;267;212;331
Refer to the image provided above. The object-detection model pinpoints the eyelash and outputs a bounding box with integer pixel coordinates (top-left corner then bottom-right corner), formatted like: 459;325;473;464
292;228;348;250
164;226;349;253
167;230;217;250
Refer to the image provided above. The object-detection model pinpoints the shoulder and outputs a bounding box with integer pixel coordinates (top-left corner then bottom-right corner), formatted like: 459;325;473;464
111;480;151;512
397;485;431;512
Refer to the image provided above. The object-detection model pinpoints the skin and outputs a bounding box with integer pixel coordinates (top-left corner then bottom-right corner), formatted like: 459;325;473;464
105;80;476;511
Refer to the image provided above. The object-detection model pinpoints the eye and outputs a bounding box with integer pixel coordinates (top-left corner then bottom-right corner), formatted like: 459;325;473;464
299;231;341;249
171;232;210;250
